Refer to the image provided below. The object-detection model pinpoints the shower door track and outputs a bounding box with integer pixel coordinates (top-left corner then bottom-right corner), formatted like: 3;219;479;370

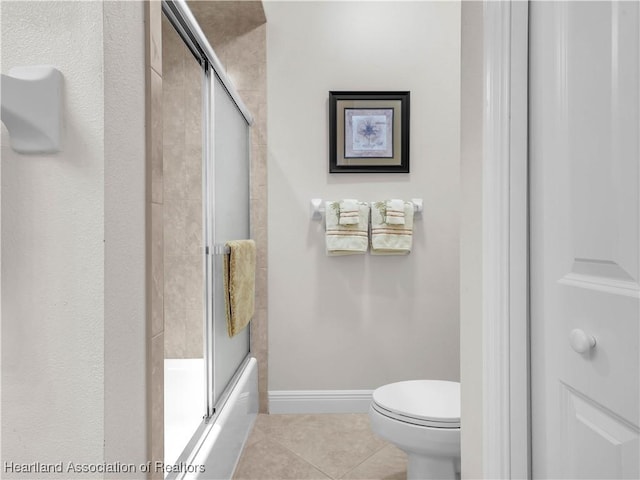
161;0;254;126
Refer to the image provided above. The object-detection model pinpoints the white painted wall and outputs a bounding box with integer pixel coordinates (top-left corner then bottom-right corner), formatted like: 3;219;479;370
103;1;147;476
460;1;484;477
1;1;146;475
1;2;106;468
266;1;461;392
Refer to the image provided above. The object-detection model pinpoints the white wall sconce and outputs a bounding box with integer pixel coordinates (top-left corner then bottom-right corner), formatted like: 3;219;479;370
1;65;63;154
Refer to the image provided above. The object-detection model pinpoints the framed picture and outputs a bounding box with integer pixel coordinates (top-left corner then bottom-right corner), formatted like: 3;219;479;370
329;91;410;173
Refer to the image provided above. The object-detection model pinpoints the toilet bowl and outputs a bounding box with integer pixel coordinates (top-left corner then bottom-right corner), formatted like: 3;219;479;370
368;380;460;480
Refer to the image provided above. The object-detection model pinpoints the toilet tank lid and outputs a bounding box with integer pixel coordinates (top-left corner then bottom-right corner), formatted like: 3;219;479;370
372;380;460;424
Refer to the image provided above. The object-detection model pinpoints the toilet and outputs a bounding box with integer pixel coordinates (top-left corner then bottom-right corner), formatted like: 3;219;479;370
368;380;460;480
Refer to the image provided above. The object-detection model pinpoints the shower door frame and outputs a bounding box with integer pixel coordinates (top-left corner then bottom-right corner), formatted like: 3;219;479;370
162;0;254;456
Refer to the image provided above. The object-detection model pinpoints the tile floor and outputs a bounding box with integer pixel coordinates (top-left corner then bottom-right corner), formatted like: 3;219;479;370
233;414;407;480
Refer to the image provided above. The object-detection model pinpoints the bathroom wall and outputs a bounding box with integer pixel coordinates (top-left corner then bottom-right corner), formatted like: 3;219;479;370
103;2;147;476
146;1;165;475
460;2;484;477
266;1;461;393
1;0;147;475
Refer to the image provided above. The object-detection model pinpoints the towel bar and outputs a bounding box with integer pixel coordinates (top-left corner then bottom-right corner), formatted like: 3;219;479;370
310;198;423;221
212;244;231;255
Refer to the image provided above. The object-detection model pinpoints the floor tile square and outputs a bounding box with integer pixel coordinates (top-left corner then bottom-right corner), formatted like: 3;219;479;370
340;444;407;480
233;436;330;480
236;413;395;480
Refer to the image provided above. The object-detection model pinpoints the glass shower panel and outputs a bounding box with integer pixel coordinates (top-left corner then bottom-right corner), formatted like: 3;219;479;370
162;13;206;468
212;75;251;405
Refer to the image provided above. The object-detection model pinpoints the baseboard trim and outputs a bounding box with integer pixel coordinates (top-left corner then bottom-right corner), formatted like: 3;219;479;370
268;390;374;414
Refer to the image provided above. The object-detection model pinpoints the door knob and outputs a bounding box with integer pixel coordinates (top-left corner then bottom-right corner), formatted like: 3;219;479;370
569;329;596;354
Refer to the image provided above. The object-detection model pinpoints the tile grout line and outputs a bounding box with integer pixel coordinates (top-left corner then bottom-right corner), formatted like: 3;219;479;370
265;431;334;479
336;443;391;480
239;415;403;480
259;416;387;480
245;422;332;480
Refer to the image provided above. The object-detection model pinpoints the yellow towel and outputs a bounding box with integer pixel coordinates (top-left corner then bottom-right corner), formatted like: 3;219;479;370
223;240;256;337
325;200;369;255
370;200;414;255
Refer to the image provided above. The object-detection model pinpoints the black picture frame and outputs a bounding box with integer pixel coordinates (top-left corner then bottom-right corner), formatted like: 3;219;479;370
329;91;410;173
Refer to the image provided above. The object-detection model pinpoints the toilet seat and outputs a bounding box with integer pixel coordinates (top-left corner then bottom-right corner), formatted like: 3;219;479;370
371;380;460;429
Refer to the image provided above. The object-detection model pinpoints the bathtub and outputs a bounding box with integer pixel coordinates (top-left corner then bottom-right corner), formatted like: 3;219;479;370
165;358;206;470
165;356;258;480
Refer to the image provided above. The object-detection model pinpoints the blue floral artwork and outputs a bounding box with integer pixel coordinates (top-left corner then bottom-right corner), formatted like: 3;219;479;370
344;108;394;158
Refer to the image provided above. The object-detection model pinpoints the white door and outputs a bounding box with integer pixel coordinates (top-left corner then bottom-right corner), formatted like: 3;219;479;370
530;1;640;478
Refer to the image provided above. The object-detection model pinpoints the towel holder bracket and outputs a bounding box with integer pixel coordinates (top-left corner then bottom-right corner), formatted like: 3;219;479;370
411;198;423;217
310;198;324;221
310;198;423;221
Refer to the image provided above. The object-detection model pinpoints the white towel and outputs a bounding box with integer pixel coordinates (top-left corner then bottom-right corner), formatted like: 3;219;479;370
370;200;414;255
385;199;406;225
339;199;360;225
325;201;369;255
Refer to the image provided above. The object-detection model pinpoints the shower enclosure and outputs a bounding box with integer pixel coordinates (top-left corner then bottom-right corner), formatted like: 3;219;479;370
161;1;256;477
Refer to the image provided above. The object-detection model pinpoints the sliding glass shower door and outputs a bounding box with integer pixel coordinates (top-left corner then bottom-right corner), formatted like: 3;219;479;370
207;74;251;409
162;0;253;469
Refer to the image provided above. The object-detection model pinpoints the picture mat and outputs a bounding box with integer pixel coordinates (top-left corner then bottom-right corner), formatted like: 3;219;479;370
335;99;403;166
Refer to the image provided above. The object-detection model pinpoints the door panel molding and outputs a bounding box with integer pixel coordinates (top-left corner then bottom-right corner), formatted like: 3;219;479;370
559;273;640;299
561;383;640;479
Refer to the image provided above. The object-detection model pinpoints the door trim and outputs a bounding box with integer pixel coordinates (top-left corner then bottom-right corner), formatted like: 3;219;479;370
482;1;530;478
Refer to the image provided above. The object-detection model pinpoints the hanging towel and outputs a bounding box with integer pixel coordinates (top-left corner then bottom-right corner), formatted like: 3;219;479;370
325;200;369;255
223;239;256;337
385;199;406;225
339;199;360;225
370;200;414;255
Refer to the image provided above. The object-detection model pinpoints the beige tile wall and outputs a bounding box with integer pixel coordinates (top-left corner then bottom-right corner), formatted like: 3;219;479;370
162;15;204;360
146;0;164;477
